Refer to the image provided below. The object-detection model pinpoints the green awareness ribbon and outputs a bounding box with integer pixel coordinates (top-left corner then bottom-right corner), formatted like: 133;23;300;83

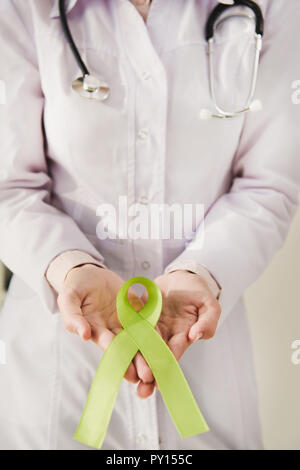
74;276;209;449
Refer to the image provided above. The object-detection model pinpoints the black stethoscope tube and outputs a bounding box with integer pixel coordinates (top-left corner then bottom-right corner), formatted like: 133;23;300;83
58;0;89;76
58;0;264;109
205;0;264;41
59;0;264;77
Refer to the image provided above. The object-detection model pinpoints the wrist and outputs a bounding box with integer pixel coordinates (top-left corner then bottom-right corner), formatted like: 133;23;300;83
164;261;221;299
66;262;105;277
46;250;107;293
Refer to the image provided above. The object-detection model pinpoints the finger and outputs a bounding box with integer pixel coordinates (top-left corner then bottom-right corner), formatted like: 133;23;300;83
127;289;154;384
125;363;139;384
140;287;149;305
134;325;164;384
95;326;115;350
128;288;144;312
133;325;164;384
134;352;154;384
188;298;221;341
96;326;139;384
167;332;191;361
136;381;155;399
58;288;91;341
134;323;161;385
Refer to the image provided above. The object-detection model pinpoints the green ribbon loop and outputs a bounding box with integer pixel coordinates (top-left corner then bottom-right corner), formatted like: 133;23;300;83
74;276;209;449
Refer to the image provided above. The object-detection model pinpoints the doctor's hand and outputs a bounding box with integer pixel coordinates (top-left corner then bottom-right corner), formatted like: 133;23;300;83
57;264;153;387
136;269;222;398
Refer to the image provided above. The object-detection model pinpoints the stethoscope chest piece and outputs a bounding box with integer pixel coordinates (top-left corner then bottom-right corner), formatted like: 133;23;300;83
72;74;110;101
58;0;109;101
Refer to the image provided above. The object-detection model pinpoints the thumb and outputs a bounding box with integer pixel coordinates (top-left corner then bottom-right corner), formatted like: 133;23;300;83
57;287;91;341
188;298;221;341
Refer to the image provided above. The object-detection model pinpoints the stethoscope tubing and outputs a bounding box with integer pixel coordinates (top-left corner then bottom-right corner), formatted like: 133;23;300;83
58;0;264;114
59;0;89;77
206;0;264;41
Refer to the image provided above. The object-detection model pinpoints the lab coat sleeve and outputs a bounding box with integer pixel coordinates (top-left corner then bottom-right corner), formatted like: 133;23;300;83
46;250;107;293
165;1;300;323
0;1;106;312
163;260;221;299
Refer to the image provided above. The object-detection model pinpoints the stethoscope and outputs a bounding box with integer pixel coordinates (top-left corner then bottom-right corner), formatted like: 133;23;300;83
59;0;264;119
200;0;264;119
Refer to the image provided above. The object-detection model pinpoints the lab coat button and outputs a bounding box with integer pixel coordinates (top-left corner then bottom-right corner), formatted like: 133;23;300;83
138;195;149;205
141;260;150;270
138;128;149;140
141;71;151;80
136;433;147;445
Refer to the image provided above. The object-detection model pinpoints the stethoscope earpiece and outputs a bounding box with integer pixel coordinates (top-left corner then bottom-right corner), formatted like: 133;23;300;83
72;75;110;101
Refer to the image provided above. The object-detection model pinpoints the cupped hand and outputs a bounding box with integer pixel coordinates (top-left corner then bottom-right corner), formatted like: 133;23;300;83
57;264;153;386
135;269;221;399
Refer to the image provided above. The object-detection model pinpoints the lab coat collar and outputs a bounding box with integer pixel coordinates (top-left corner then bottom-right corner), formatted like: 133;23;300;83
49;0;79;19
111;0;170;79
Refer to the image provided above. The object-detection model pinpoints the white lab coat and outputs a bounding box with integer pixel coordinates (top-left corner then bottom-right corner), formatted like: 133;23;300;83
0;0;299;450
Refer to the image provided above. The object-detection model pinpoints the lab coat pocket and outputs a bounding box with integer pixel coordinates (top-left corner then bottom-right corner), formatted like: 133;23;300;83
46;4;126;113
73;46;127;112
178;3;257;113
41;33;128;194
207;9;258;112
